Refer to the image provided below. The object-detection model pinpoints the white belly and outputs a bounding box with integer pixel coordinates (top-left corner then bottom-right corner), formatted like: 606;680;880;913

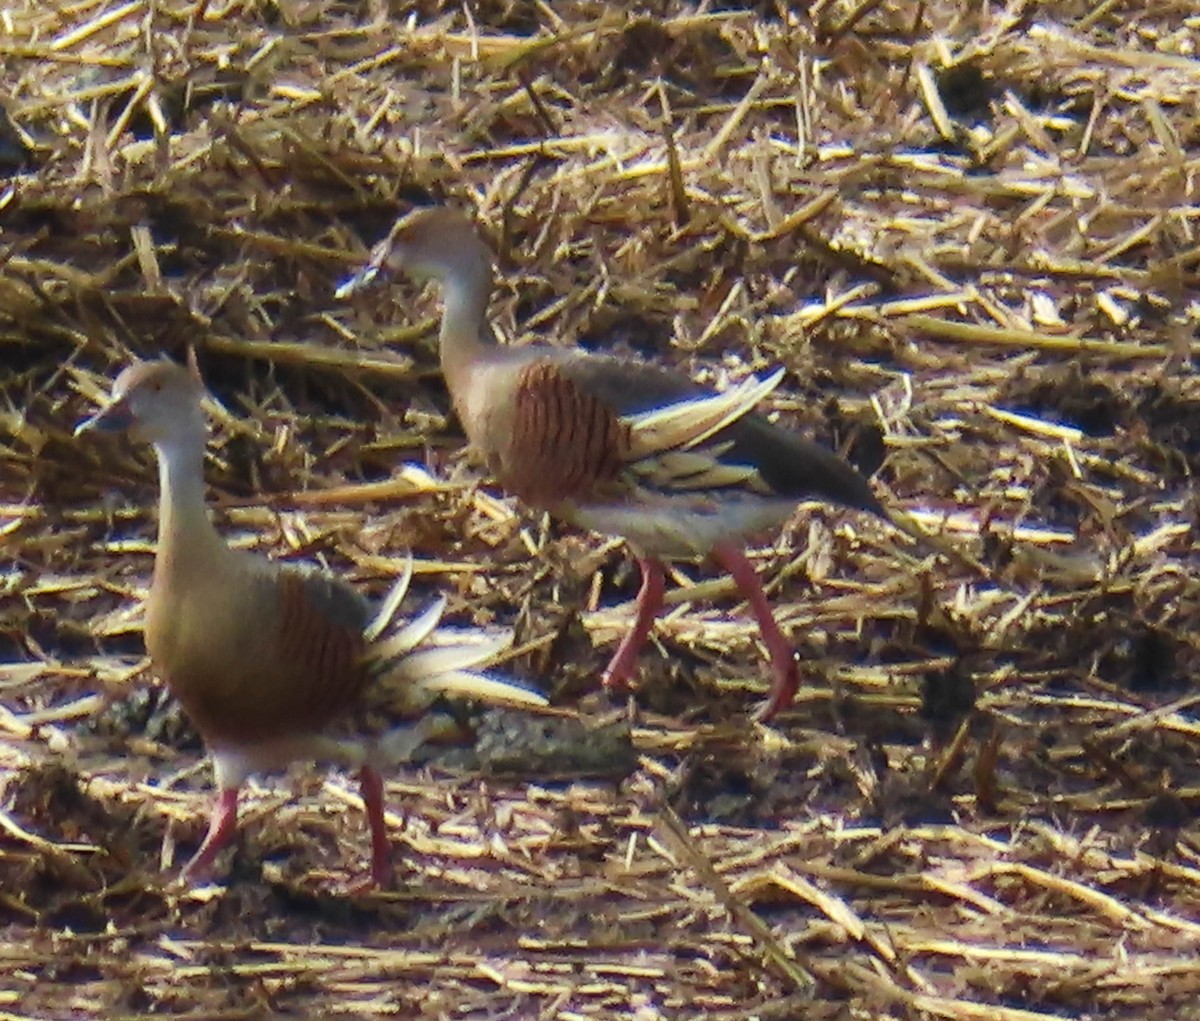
567;494;798;559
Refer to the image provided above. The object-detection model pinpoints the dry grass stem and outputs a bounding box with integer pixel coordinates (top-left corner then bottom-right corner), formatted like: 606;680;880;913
2;0;1199;1017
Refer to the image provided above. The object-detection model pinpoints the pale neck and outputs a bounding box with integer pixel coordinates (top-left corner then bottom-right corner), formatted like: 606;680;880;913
152;426;224;577
437;263;496;387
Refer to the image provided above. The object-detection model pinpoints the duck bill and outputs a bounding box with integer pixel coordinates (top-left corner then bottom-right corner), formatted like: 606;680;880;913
74;398;134;436
333;262;381;299
335;227;410;299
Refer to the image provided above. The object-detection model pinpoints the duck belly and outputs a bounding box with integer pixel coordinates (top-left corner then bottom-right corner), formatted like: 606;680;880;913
567;494;798;560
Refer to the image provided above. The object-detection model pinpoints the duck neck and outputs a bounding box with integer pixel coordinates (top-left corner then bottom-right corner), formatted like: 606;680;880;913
437;262;496;393
152;423;225;584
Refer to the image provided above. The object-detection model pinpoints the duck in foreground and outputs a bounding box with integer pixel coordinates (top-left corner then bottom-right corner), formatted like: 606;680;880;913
76;353;547;886
339;207;890;723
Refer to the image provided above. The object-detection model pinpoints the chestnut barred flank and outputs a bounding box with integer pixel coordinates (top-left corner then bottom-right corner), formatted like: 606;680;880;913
505;359;630;507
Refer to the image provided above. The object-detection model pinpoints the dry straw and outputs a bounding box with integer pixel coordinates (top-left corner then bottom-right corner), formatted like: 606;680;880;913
1;0;1199;1018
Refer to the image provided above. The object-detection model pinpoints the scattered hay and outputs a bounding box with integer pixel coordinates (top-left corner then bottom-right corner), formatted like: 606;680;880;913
2;0;1199;1017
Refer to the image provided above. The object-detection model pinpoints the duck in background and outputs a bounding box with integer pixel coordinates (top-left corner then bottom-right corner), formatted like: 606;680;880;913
339;207;896;722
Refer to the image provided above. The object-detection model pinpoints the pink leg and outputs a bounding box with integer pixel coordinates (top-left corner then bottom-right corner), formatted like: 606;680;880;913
359;765;392;887
711;542;798;723
180;787;239;882
601;557;666;691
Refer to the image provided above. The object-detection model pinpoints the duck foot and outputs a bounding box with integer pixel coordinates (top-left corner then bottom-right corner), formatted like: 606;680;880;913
179;786;240;884
600;556;665;692
359;764;393;888
710;543;798;723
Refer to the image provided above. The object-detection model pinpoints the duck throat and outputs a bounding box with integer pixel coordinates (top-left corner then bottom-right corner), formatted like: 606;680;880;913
152;431;223;581
437;269;495;396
